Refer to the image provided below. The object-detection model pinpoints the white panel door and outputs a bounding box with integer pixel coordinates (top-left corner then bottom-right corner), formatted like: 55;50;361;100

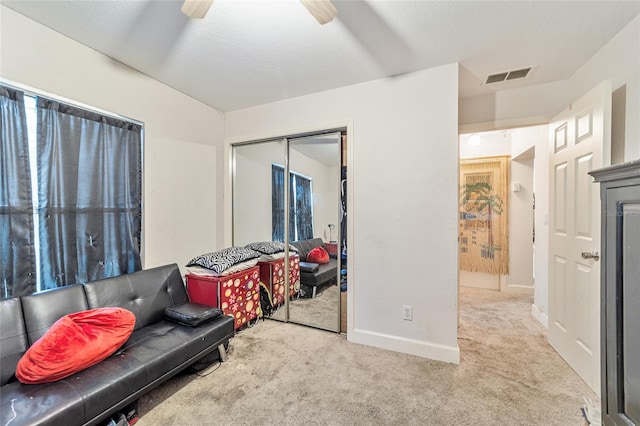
548;81;611;395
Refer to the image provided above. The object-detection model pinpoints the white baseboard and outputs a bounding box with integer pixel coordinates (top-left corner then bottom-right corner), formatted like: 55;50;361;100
502;284;535;295
352;328;460;365
531;304;549;329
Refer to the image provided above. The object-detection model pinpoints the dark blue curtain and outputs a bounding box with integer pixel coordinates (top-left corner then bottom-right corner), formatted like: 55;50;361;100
0;86;36;298
37;98;142;289
294;174;313;240
272;165;313;241
271;165;285;241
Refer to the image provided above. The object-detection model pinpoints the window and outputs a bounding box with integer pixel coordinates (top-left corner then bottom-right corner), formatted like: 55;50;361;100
271;164;313;242
1;85;142;297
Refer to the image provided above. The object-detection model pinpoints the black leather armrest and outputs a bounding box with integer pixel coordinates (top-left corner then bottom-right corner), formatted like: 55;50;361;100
299;262;319;273
164;303;223;327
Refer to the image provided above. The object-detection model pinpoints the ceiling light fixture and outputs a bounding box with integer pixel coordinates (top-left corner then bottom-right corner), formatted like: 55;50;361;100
300;0;338;25
468;134;482;146
181;0;214;19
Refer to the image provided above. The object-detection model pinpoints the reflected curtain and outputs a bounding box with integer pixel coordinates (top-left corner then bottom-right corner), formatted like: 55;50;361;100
459;156;509;275
294;174;313;240
37;98;142;289
272;165;313;242
271;165;285;241
0;86;36;297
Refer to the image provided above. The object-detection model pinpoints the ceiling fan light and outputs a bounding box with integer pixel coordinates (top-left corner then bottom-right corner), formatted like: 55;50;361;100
300;0;338;25
181;0;214;19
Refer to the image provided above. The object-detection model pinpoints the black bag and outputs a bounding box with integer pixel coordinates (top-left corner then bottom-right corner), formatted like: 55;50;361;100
259;282;273;318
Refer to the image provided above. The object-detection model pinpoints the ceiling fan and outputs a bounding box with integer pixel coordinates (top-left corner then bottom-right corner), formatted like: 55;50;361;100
181;0;337;24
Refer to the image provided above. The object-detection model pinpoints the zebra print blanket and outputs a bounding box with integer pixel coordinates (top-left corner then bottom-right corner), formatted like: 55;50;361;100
186;247;261;275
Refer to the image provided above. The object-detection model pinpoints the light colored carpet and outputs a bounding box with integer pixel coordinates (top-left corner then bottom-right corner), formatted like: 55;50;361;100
288;283;340;330
136;287;597;425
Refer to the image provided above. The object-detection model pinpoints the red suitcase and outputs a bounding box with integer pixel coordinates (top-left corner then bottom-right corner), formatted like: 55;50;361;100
185;266;261;330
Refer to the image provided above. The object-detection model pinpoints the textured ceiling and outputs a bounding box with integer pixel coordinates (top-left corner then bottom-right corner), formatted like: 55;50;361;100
3;0;639;112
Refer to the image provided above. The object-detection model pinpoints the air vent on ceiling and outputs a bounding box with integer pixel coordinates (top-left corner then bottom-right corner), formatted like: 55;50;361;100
485;67;532;84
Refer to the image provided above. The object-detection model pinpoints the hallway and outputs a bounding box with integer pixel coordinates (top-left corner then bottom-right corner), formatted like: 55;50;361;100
458;287;598;424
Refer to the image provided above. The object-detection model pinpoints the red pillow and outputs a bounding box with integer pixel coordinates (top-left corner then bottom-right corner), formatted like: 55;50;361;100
307;246;330;264
16;307;136;384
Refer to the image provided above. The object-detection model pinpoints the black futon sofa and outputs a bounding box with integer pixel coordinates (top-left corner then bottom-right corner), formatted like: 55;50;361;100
291;238;338;298
0;263;234;426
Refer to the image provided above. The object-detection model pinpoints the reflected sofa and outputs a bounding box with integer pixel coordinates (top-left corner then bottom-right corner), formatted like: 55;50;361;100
291;238;338;298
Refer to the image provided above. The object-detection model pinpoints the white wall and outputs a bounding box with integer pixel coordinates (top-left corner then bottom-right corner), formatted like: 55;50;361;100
459;80;569;132
511;125;551;327
226;64;460;364
233;142;282;246
459;17;639;165
507;156;534;293
0;6;225;274
569;16;640;162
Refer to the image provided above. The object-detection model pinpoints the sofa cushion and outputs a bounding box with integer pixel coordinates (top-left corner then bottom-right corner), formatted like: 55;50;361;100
84;264;189;330
307;246;330;264
299;258;338;286
118;316;234;384
0;379;85;426
62;351;147;422
16;308;136;384
20;284;89;345
0;297;29;386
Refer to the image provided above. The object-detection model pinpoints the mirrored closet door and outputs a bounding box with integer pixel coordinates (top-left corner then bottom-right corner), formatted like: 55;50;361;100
232;139;287;322
232;131;343;332
287;134;340;330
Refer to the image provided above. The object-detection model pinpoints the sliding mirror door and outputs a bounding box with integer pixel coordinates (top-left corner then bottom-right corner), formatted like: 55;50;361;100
287;133;340;331
232;139;288;321
232;132;342;331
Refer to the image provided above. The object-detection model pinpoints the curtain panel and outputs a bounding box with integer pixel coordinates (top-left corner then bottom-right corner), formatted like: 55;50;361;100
37;98;142;290
294;174;313;240
459;156;510;275
0;86;36;297
271;165;314;242
272;165;285;241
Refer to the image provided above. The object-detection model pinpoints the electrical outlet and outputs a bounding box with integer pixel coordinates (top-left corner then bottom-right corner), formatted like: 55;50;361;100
402;305;413;321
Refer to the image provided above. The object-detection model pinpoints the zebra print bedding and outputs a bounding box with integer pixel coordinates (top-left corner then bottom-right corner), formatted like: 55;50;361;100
186;247;261;275
245;241;298;255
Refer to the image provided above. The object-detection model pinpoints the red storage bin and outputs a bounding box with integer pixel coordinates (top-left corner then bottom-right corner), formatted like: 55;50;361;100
258;255;300;307
185;266;261;330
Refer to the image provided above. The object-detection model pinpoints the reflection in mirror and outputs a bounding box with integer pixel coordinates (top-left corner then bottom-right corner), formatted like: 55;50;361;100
232;139;288;321
288;133;340;331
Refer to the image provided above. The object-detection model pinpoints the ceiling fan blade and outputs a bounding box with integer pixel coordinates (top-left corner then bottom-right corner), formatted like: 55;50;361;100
181;0;214;19
300;0;337;25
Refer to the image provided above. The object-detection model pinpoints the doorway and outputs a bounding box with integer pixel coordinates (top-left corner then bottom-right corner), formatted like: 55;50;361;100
458;128;543;296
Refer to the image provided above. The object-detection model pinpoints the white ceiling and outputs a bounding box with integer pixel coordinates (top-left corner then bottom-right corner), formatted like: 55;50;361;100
3;0;639;112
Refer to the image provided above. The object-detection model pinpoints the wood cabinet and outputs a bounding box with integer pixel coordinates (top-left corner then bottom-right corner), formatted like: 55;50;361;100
590;160;640;426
